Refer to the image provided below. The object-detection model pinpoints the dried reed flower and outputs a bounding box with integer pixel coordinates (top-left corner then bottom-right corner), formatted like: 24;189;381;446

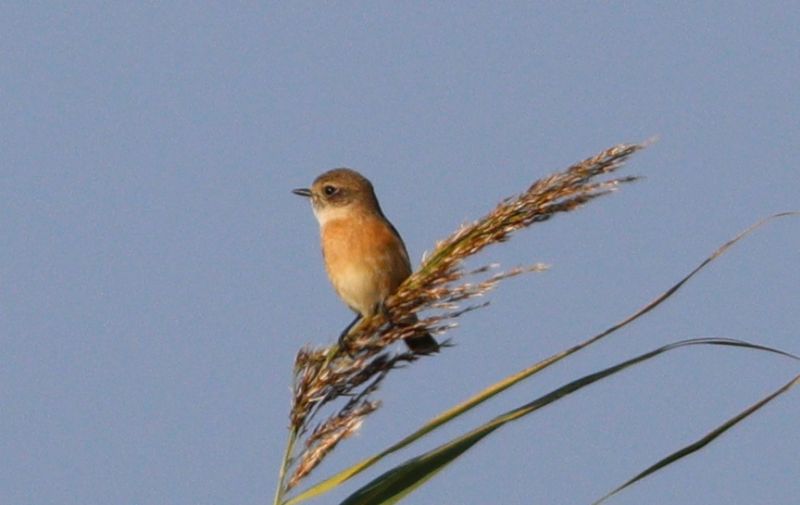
287;400;379;490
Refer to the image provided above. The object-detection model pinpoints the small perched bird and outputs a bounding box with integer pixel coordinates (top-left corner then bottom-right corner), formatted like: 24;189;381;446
293;168;439;354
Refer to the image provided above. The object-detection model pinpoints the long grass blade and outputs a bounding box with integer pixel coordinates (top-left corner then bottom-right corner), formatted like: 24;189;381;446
592;373;800;505
336;338;797;505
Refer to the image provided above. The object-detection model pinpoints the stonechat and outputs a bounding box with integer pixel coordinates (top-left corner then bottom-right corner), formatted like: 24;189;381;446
293;168;439;354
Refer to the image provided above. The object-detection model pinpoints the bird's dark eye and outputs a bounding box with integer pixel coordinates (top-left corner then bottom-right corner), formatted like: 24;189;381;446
323;185;338;196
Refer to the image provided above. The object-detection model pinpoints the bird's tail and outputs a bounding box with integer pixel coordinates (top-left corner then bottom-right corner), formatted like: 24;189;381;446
404;331;439;354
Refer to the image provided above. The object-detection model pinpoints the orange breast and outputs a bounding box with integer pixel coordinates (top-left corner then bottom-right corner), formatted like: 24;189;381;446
321;214;411;316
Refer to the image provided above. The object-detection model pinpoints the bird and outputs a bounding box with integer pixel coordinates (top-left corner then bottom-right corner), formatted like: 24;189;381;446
293;168;439;354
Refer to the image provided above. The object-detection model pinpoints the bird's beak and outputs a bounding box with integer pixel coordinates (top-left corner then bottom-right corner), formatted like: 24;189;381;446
292;188;312;197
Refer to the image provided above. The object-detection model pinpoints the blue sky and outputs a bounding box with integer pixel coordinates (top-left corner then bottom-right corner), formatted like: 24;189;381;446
2;3;798;504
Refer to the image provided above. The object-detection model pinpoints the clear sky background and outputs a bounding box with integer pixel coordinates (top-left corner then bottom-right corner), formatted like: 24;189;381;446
3;3;799;505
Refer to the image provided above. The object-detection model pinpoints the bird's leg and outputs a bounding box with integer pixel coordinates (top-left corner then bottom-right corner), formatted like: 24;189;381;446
375;301;391;322
374;301;408;333
338;313;363;350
